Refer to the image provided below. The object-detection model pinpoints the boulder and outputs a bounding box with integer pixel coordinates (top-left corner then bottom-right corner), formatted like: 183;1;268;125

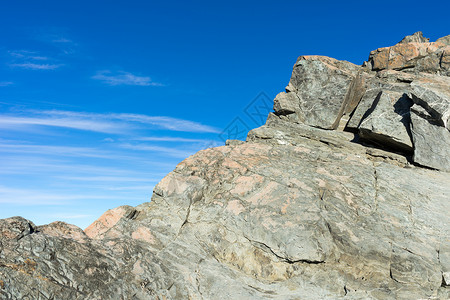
38;221;90;243
356;90;413;152
410;109;450;171
273;91;297;115
409;76;450;130
274;55;361;129
0;217;36;241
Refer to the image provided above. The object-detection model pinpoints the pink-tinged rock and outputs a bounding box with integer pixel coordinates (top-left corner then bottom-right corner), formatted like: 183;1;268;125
226;200;245;215
131;226;156;243
229;174;264;197
84;205;136;238
370;47;390;71
38;221;89;243
367;32;449;74
0;217;36;241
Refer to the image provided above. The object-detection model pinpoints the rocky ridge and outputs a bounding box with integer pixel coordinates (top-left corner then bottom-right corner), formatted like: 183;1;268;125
0;32;449;299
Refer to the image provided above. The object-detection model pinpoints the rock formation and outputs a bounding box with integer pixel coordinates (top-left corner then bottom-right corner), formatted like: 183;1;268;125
1;32;449;299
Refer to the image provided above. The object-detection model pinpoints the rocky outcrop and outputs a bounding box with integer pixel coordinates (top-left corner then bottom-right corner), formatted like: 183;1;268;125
84;205;139;239
1;33;449;300
366;31;449;75
274;32;450;171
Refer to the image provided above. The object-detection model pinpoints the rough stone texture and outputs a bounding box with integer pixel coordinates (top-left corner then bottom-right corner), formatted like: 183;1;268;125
84;205;139;239
1;33;450;300
346;35;450;169
367;32;450;75
436;34;450;45
356;90;413;152
410;75;450;129
225;139;245;146
274;55;361;129
398;31;430;44
38;221;90;243
273;92;297;115
410;110;450;171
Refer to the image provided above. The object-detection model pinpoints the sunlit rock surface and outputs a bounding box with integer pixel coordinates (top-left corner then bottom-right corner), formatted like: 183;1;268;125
1;32;449;300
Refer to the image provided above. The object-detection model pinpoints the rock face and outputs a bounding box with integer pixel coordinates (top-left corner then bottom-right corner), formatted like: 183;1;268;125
1;33;449;300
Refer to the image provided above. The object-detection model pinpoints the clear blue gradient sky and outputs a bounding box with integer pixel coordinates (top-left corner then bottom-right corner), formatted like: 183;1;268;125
1;0;449;228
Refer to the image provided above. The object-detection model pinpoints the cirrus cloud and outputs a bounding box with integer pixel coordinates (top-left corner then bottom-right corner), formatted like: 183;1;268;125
92;70;163;86
10;63;64;70
0;109;220;134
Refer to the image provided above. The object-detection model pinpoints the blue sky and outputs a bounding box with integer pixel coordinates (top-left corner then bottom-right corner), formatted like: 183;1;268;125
1;0;448;228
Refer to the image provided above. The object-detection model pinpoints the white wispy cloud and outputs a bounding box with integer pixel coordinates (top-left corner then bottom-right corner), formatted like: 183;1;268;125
62;176;158;182
119;143;197;158
29;56;48;60
0;142;133;160
114;114;220;133
135;136;209;142
105;185;155;191
7;50;62;70
34;28;78;55
0;186;109;205
9;50;48;60
10;63;63;70
0;104;220;220
51;38;73;44
0;109;220;134
92;70;163;86
0;81;14;87
0;155;168;178
0;115;129;134
51;214;94;219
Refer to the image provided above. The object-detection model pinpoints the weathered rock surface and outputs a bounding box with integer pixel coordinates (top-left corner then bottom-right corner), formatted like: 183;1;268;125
274;55;362;129
410;75;450;129
1;33;449;300
356;90;413;152
399;31;430;44
367;32;450;75
85;205;139;239
410;110;450;171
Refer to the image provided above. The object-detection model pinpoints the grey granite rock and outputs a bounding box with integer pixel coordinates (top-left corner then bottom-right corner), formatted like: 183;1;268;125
436;35;450;45
399;31;430;44
410;109;450;171
357;90;413;152
273;91;297;115
225;139;245;146
410;76;450;130
274;55;361;129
